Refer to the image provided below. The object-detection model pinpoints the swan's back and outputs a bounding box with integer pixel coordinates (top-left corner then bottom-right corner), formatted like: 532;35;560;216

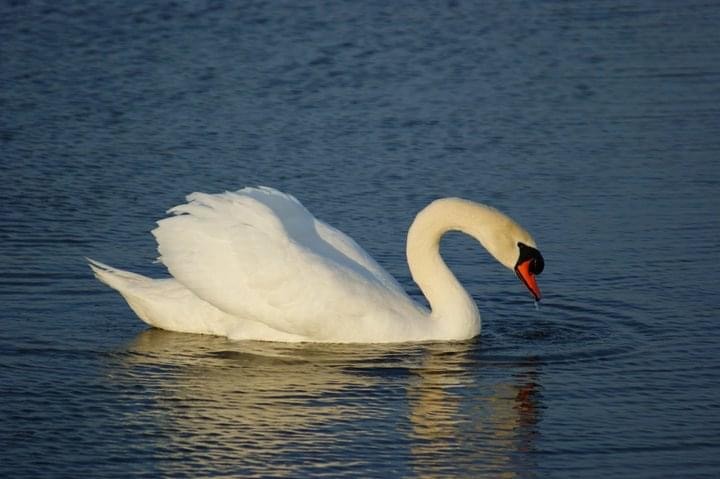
152;187;422;341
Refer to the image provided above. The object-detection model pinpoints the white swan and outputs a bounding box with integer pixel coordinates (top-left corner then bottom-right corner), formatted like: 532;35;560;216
89;186;544;343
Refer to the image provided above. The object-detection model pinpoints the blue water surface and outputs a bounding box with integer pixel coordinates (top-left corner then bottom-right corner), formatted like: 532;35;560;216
2;1;719;477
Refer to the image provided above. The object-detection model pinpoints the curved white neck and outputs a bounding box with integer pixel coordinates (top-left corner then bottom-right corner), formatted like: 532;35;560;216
406;198;533;339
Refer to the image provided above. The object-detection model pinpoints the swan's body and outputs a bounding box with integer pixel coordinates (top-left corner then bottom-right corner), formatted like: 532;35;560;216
90;187;543;343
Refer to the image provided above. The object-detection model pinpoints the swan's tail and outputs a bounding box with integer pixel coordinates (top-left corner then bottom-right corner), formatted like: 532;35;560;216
87;258;167;328
87;258;233;335
87;258;150;291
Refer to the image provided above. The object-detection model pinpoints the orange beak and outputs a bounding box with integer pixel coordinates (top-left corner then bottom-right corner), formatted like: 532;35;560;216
515;259;542;301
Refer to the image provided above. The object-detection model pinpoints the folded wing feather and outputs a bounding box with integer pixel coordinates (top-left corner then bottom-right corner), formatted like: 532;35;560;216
152;187;415;340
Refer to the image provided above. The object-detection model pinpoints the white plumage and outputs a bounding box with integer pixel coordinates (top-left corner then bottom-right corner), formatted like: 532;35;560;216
90;186;540;343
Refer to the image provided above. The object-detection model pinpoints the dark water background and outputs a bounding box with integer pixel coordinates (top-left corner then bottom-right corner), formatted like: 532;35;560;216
2;1;720;477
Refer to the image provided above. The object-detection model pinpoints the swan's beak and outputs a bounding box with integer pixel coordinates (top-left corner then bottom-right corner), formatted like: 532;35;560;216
515;259;542;301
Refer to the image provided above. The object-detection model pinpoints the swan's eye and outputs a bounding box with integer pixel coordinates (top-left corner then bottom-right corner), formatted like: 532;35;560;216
531;254;544;275
517;242;544;275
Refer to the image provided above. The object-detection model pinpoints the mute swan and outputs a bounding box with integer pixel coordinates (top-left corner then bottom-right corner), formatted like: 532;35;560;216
89;186;544;343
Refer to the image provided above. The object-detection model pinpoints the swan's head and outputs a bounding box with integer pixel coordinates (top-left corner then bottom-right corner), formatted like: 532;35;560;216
514;242;544;301
459;202;545;301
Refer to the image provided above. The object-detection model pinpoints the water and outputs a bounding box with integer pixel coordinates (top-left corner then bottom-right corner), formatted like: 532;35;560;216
2;0;719;477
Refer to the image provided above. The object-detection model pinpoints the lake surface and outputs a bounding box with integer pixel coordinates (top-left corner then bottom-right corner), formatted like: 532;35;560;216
2;0;720;477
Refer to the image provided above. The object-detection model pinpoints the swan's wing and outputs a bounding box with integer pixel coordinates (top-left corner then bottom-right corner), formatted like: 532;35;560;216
152;187;415;339
246;187;405;295
312;216;407;296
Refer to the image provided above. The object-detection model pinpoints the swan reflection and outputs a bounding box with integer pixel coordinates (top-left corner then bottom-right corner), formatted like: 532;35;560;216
112;329;542;476
407;344;541;478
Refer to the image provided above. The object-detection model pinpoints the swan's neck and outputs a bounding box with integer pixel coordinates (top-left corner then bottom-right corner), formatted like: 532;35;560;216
406;198;524;339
